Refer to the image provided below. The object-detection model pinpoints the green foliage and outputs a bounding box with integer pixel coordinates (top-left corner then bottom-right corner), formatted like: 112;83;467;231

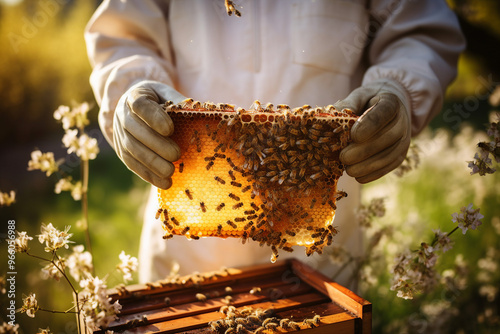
0;0;96;147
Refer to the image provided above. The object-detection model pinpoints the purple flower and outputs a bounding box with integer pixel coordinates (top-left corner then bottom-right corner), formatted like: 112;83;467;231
451;203;484;235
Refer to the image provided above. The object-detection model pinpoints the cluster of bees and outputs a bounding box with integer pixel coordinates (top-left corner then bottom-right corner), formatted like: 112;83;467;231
209;305;322;333
158;99;358;261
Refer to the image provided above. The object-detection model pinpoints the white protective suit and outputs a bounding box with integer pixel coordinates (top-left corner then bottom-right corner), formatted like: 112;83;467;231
85;0;464;287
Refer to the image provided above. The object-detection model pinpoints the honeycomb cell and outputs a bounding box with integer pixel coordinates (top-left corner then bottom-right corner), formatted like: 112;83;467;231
158;100;358;260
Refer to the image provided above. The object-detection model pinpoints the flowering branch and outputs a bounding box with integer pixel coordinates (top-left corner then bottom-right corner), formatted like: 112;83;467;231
468;115;499;175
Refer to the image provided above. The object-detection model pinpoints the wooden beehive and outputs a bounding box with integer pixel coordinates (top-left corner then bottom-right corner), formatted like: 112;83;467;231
94;259;371;333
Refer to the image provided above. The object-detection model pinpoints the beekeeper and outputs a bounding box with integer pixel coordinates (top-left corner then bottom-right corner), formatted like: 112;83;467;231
85;0;464;287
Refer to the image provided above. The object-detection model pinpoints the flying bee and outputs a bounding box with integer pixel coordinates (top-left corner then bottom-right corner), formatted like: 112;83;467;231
155;208;163;220
228;193;240;201
206;161;215;170
241;185;251;192
217;224;223;236
214;176;226;184
184;189;193;200
180;226;190;234
232;202;244;209
200;202;207;212
226;220;237;228
171;217;180;226
216;203;226;211
335;190;348;200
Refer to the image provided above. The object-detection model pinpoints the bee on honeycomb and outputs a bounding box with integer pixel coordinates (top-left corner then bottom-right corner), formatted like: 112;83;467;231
158;100;358;261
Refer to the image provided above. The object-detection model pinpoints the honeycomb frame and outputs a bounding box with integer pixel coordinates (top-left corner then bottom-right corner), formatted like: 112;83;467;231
157;101;359;261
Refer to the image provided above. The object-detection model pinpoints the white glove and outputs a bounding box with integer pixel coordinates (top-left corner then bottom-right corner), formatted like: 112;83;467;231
335;80;411;183
113;81;186;189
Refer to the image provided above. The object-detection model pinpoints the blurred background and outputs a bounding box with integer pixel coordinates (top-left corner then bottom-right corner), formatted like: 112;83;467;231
0;0;499;333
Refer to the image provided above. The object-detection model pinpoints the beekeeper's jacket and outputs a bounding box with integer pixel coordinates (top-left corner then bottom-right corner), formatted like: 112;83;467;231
85;0;464;288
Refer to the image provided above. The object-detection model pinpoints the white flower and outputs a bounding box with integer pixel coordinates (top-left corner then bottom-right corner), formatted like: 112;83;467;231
54;178;73;194
432;229;454;253
14;231;32;253
0;322;20;334
479;285;498;302
37;223;73;252
18;293;38;318
71;181;83;201
62;130;99;161
27;150;60;176
117;251;138;283
41;258;66;281
80;275;122;330
451;203;484;234
0;190;16;207
54;103;90;130
67;245;93;282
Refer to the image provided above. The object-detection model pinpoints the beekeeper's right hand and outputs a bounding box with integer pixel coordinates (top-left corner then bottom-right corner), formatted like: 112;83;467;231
113;81;186;189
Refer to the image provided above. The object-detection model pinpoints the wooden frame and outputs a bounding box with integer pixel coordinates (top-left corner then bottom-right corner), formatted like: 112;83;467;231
89;259;371;333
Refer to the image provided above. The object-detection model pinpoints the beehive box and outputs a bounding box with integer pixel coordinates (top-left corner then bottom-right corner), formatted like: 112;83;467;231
95;259;371;333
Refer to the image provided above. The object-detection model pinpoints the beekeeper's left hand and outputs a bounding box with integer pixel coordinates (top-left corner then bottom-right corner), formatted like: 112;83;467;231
335;80;411;183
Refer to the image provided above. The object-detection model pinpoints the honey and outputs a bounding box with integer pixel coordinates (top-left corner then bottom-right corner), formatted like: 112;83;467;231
157;101;358;261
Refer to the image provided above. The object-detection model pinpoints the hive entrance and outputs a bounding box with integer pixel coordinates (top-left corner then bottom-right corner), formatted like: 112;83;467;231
157;101;358;261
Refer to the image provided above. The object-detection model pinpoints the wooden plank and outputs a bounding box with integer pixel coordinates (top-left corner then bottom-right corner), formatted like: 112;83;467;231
108;261;290;301
118;269;307;314
108;292;329;333
289;259;371;318
110;282;319;329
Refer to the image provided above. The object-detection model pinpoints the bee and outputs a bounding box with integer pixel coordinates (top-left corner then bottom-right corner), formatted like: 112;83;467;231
178;162;184;173
280;318;291;329
195;293;207;302
243;147;254;156
216;224;223;236
328;200;337;210
191;101;202;109
241;185;251;192
285;230;296;237
256;220;267;228
228;170;236;181
162;232;173;240
204;156;215;162
206;161;214;170
228;193;240;201
214;153;226;159
243;221;254;230
249;287;261;295
190;235;200;240
163;220;173;231
203;101;216;110
171;217;180;226
241;231;248;244
216;103;227;110
244;210;255;215
270;245;279;263
232;202;244;210
277;104;290;111
265;322;278;330
214;176;226;184
180;226;190;234
155;208;163;220
250;100;262;111
231;181;242;187
226;220;237;228
310;171;323;180
234;217;246;222
200;202;207;212
216;203;226;211
246;214;258;220
282;246;293;253
288;321;301;331
335;190;348;200
250;203;260;211
185;189;193;200
224;295;233;304
254;327;265;334
180;98;194;108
